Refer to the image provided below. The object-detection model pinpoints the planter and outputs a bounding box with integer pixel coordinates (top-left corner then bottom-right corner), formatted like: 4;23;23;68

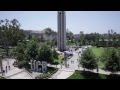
35;68;58;79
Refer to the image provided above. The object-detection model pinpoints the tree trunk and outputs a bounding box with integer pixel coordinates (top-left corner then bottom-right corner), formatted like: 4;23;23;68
0;55;3;71
84;68;85;71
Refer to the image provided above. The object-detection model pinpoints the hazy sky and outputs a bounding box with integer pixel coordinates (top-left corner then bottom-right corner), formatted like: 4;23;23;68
0;11;120;34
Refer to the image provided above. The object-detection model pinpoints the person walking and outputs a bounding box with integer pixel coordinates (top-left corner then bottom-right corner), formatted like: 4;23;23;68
1;70;3;76
61;62;62;69
78;64;80;69
5;66;7;73
2;70;5;76
68;64;69;68
97;66;99;73
8;65;10;70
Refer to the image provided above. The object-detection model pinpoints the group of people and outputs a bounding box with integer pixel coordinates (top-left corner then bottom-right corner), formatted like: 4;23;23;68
71;60;74;64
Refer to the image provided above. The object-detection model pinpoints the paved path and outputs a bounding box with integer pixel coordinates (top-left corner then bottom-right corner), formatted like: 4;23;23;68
1;47;120;79
50;49;80;79
50;47;120;79
51;70;74;79
0;59;33;79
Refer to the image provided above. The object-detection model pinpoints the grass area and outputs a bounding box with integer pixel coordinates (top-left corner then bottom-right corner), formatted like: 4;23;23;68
90;47;105;68
58;55;63;63
90;47;120;69
67;70;120;79
54;55;63;64
90;47;104;57
97;61;105;69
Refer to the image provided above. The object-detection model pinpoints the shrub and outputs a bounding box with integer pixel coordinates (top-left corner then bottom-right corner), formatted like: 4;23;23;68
17;60;28;69
35;67;58;79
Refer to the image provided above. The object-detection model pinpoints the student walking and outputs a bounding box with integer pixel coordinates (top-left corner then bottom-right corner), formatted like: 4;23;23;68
6;66;7;73
8;66;10;70
68;64;69;68
97;66;99;73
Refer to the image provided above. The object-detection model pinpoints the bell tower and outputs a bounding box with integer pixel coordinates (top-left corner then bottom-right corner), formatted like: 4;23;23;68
57;11;66;52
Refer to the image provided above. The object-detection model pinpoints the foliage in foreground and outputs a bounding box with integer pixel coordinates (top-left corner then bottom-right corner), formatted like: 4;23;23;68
104;48;120;73
80;49;98;70
0;76;6;79
14;40;58;69
0;19;25;56
35;67;58;79
68;70;120;79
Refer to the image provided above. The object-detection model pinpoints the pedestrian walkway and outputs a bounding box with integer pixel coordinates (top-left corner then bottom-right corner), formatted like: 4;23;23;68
50;48;120;79
50;49;80;79
1;58;33;79
50;70;74;79
6;70;33;79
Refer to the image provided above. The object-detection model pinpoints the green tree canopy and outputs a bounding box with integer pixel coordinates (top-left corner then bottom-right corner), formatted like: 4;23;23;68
0;19;25;56
37;43;53;63
80;49;98;70
104;48;120;73
25;40;38;61
15;42;26;62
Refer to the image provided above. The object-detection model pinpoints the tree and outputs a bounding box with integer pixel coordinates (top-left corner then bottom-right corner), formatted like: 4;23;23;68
80;49;97;70
37;43;53;63
53;49;58;59
104;49;120;73
45;28;52;36
0;19;25;56
66;29;74;41
99;48;110;63
0;55;3;71
28;34;32;40
15;42;26;61
15;42;27;68
40;34;45;42
25;40;38;61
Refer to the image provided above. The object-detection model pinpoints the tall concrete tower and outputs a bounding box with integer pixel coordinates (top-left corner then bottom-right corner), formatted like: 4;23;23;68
57;11;66;52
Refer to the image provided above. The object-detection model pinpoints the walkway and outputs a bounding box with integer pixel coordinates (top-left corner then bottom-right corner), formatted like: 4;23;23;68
50;49;80;79
50;47;120;79
0;59;33;79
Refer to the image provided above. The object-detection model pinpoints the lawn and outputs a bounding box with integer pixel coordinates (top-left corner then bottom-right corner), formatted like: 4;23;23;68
67;70;120;79
90;47;120;69
90;47;105;68
90;47;104;57
54;55;63;64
